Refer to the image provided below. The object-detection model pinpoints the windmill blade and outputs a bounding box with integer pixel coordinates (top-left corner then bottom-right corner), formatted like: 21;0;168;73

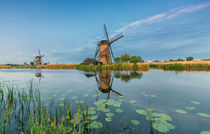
110;74;114;87
38;49;41;56
110;35;124;45
95;46;99;59
109;46;115;62
104;24;109;42
111;89;123;96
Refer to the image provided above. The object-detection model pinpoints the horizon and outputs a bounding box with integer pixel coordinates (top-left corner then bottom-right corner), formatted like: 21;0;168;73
1;0;210;64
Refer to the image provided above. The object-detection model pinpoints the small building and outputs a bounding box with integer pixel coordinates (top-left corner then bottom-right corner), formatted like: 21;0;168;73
81;58;102;65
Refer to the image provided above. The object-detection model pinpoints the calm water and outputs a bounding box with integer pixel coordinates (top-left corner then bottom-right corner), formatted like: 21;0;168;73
0;69;210;134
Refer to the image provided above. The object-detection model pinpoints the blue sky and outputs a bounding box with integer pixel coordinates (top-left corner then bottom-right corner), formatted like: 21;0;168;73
0;0;210;64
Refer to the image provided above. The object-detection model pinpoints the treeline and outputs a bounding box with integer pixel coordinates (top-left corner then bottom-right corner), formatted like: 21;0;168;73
114;53;144;63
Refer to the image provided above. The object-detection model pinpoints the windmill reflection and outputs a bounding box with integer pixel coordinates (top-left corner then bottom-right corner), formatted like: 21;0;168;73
84;70;143;99
35;70;44;84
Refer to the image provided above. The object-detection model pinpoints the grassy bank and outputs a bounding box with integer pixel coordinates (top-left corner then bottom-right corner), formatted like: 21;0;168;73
149;61;210;71
76;63;149;71
0;81;91;134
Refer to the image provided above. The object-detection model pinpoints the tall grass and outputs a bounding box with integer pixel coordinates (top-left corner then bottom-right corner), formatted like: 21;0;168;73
76;63;149;71
0;80;90;134
150;61;210;71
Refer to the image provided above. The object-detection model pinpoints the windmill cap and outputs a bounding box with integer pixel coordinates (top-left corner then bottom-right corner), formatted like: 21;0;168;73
98;40;109;46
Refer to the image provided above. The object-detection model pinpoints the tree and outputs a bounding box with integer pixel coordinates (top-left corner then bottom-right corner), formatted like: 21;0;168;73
129;56;143;63
120;53;131;62
186;56;194;61
30;61;35;66
114;57;121;63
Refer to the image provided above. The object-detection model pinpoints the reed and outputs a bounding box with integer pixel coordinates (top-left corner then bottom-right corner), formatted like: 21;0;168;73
76;63;149;71
149;61;210;71
0;81;90;134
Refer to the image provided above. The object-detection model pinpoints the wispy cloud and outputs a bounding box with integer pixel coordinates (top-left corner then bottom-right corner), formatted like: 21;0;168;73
116;3;210;34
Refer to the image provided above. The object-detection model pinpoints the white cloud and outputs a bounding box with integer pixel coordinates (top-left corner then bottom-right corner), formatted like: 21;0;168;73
116;3;210;34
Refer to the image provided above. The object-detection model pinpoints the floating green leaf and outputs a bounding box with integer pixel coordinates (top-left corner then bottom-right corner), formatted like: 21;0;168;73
83;93;89;97
153;122;175;133
150;95;157;98
131;120;140;126
89;115;98;120
116;108;123;113
185;106;196;110
200;131;210;134
191;101;200;105
129;100;136;104
58;97;65;101
136;109;146;115
119;98;125;102
152;113;172;121
71;96;78;100
58;104;64;106
102;108;110;113
197;113;210;118
175;109;187;114
88;107;96;111
106;112;114;117
105;117;112;122
88;110;96;115
87;121;103;129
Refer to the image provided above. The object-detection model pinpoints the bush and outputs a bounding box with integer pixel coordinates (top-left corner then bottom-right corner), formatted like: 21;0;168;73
186;56;194;61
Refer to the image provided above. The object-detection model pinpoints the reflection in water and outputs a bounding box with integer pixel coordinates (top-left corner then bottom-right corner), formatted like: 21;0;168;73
84;71;143;100
114;71;143;82
84;71;123;101
35;70;44;84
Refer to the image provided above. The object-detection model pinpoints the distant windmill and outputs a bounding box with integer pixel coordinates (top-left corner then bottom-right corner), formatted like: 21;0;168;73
94;24;124;63
35;49;44;65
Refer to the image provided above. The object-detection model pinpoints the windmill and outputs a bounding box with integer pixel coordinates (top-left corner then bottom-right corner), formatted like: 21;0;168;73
94;24;124;63
35;49;44;65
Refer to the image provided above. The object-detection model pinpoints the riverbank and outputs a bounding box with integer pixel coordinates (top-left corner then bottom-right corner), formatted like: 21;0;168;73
149;61;210;71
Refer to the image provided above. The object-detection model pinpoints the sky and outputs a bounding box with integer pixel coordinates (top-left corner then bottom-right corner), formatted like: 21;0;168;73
0;0;210;64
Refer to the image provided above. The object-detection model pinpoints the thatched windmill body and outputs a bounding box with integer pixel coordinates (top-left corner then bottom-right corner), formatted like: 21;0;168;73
95;24;124;63
35;49;44;66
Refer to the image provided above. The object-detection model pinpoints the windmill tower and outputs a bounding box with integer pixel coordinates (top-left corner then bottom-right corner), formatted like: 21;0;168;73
35;49;44;66
94;24;124;63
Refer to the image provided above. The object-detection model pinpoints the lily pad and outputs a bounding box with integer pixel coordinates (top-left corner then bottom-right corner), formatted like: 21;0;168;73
152;113;172;121
116;108;123;113
102;108;110;113
105;117;112;122
131;120;140;126
175;109;187;114
71;96;78;100
136;109;146;115
88;107;96;111
185;106;196;110
87;121;103;129
106;112;114;117
58;97;65;101
129;100;136;104
88;110;96;115
119;98;125;102
197;113;210;118
200;131;210;134
191;101;200;105
83;93;89;97
90;115;98;120
153;122;175;133
150;95;157;98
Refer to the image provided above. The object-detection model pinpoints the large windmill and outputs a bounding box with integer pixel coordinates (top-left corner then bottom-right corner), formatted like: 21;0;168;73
94;24;124;63
35;49;44;66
